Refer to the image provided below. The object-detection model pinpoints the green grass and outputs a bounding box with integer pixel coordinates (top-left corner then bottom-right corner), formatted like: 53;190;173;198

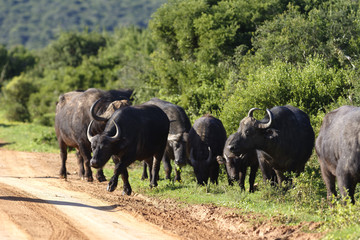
2;114;360;239
0;110;58;152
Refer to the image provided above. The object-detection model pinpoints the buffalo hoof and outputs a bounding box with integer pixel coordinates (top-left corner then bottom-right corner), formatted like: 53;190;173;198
122;187;132;196
59;174;67;180
96;170;107;182
59;169;67;179
85;176;94;182
107;179;118;192
149;182;158;188
97;176;107;182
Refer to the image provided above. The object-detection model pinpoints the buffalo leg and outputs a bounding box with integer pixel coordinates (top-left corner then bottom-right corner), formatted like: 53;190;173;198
143;158;153;184
209;162;219;185
320;162;337;201
75;150;85;179
59;140;68;179
120;168;131;195
162;155;172;180
95;168;106;182
174;165;181;182
96;156;119;183
141;162;148;180
249;165;258;193
150;154;161;188
78;145;93;182
257;151;277;185
336;168;355;204
275;170;285;186
239;167;246;191
108;161;132;195
338;176;355;204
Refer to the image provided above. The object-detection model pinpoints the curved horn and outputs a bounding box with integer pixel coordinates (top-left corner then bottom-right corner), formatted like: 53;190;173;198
247;107;261;118
87;120;95;142
106;120;121;142
90;98;108;122
206;146;212;163
257;108;273;129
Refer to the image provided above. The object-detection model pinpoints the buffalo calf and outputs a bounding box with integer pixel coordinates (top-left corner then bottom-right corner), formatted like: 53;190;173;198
217;133;259;192
188;114;227;185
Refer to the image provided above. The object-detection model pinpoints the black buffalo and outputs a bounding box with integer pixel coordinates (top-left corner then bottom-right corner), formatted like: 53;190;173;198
55;88;132;182
87;104;170;195
227;105;315;184
142;98;191;181
188;114;227;185
217;133;259;192
316;105;360;204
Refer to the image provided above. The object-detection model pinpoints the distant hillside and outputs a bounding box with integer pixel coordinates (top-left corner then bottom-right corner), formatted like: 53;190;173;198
0;0;166;49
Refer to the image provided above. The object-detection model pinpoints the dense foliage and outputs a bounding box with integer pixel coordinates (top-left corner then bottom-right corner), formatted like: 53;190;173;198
0;0;166;49
1;0;359;127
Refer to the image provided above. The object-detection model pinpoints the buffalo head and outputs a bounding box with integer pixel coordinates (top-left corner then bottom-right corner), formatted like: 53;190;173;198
167;132;188;166
228;108;278;155
87;119;122;168
217;133;242;182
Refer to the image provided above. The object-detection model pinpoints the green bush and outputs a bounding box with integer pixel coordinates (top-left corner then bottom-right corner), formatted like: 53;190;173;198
220;57;352;133
2;75;37;122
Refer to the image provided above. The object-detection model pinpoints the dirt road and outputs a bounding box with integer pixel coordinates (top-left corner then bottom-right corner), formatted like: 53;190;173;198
0;147;323;240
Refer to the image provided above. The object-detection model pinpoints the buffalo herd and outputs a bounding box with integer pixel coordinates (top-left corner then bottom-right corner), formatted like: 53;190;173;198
55;88;360;203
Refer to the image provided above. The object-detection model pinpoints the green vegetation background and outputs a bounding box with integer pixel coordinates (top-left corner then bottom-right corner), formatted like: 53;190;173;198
1;0;360;239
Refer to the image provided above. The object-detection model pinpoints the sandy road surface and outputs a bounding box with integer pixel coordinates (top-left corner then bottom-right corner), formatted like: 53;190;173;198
0;147;324;240
0;149;179;240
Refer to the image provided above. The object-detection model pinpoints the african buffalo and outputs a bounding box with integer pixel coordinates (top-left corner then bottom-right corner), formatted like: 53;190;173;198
142;98;191;182
188;114;227;185
87;104;170;195
316;105;360;204
217;133;259;192
227;105;315;185
55;88;132;182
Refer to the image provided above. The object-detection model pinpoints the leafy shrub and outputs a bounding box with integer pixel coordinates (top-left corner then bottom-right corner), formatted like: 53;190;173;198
221;57;352;133
33;129;58;148
2;75;37;122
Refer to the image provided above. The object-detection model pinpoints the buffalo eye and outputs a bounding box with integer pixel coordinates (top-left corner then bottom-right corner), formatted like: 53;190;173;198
245;130;250;136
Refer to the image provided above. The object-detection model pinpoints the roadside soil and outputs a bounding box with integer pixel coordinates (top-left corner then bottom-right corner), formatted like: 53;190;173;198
0;145;324;240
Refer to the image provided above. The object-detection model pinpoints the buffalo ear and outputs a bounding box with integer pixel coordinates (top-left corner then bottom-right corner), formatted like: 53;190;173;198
265;128;279;139
216;156;225;164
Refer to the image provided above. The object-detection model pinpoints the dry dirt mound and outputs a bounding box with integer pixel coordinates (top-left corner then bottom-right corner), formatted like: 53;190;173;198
0;148;324;239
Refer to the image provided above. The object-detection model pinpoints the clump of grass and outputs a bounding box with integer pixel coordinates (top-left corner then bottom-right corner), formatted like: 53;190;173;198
0;120;58;152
